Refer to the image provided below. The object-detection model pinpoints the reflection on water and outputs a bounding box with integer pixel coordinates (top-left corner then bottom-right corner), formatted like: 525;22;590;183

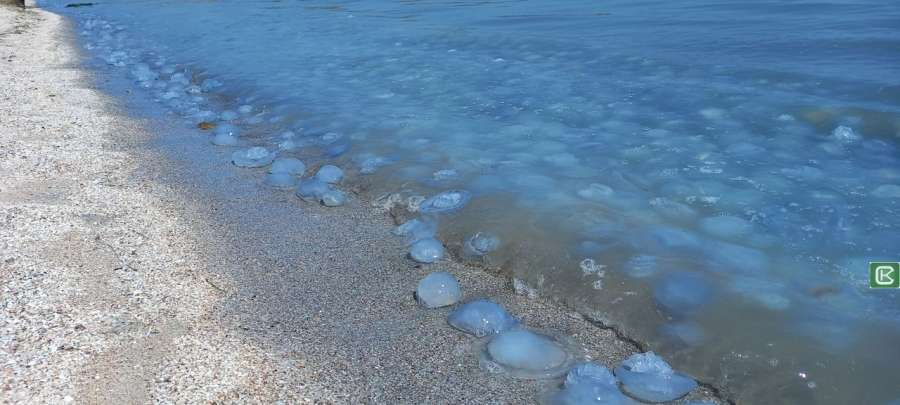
46;0;900;403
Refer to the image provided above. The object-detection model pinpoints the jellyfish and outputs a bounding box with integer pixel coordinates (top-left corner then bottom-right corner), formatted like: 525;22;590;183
614;352;697;402
463;232;501;257
419;190;472;214
409;238;444;263
232;147;275;168
447;299;518;337
270;158;306;176
416;272;461;308
315;165;344;184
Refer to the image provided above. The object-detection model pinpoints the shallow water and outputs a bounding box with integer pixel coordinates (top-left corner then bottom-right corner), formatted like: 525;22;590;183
44;0;900;403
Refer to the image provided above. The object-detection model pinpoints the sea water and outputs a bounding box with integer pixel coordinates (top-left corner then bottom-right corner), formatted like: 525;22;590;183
44;0;900;403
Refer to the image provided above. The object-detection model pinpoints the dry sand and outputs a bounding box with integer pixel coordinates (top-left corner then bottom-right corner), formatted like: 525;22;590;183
0;4;725;404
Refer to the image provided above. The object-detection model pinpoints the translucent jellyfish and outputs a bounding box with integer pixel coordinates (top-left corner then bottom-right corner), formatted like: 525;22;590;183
322;136;350;154
703;241;770;274
264;172;298;189
659;322;706;346
238;104;253;114
358;155;391;174
653;272;713;317
320;189;346;207
649;197;697;224
463;232;500;257
552;362;634;404
393;218;438;245
447;299;519;337
699;215;752;240
728;276;790;311
614;352;697;403
484;330;571;378
220;110;239;121
315;165;344;184
415;272;461;308
409;237;444;263
211;124;239;146
130;63;157;82
232;147;275;168
565;362;617;388
269;158;306;175
200;78;222;92
623;255;658;278
872;184;900;198
551;382;635;405
419;190;472;214
212;133;238;146
296;178;330;202
644;227;702;251
577;183;615;202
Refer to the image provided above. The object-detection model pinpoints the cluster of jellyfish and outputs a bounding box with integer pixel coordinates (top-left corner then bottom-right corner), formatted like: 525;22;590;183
74;15;712;403
414;269;707;404
394;194;708;403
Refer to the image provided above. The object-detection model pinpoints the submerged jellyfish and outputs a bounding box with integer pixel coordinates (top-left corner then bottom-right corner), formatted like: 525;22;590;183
622;255;658;278
419;190;472;214
358;154;391;174
416;272;461;308
484;330;570;378
232;147;275;168
264;172;298;189
320;188;347;207
463;232;501;257
409;237;444;263
211;124;240;146
393;218;438;245
699;215;752;240
200;78;222;92
447;299;519;337
296;178;331;202
659;322;706;346
269;157;306;175
653;272;713;317
220;110;239;121
315;164;344;184
614;352;697;403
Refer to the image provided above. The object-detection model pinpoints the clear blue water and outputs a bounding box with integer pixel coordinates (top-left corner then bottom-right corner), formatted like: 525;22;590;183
44;0;900;403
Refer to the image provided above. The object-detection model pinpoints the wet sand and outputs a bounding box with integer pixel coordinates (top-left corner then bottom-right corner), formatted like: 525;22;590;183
0;4;724;403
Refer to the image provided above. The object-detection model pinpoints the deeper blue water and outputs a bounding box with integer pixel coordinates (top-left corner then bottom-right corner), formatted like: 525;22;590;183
43;0;900;403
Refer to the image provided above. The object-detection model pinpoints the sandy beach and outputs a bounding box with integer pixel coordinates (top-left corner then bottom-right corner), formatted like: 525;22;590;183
0;3;725;404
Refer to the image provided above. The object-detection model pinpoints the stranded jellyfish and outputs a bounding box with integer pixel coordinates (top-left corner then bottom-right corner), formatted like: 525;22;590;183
614;352;697;403
416;272;461;308
483;329;572;379
447;299;518;337
269;158;306;176
409;237;444;263
265;172;298;188
551;362;635;405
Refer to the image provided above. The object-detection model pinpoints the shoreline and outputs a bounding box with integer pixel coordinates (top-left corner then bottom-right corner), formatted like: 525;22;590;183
1;4;726;403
